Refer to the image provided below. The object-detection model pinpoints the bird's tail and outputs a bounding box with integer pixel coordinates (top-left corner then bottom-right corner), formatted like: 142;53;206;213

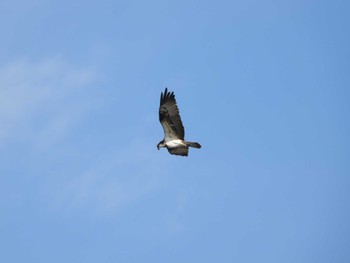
185;141;201;149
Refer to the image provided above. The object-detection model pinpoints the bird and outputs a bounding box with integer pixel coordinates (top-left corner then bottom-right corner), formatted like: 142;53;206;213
157;87;201;156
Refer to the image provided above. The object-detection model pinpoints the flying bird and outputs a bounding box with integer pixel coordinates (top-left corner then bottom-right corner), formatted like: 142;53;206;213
157;88;201;156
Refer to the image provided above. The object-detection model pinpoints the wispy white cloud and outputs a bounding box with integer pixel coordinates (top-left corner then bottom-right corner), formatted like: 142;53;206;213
45;138;166;217
0;57;96;147
0;56;170;220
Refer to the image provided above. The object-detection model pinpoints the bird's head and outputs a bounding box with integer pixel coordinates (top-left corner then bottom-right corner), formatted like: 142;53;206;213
157;140;165;150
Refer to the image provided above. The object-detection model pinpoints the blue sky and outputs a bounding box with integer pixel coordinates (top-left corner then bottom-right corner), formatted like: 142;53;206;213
0;0;349;262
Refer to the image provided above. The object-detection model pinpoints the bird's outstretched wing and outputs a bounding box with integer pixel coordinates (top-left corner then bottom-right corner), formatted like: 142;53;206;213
167;146;188;156
159;88;185;140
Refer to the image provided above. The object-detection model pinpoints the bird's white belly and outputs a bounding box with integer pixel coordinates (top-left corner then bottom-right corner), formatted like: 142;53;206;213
165;139;186;148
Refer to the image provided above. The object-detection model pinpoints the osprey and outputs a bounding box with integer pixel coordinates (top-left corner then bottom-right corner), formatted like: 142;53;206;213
157;88;201;156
